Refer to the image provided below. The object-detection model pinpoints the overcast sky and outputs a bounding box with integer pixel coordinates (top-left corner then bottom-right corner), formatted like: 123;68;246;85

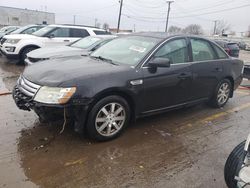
0;0;249;34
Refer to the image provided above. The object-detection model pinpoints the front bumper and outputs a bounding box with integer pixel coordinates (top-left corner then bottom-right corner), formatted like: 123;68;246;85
0;46;19;59
12;83;90;133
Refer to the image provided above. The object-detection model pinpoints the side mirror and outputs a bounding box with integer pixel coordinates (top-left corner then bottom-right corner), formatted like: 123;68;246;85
47;34;55;38
148;57;171;68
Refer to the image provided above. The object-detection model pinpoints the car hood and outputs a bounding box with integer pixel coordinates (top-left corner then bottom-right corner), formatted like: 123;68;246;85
23;56;131;87
27;46;85;59
3;34;39;39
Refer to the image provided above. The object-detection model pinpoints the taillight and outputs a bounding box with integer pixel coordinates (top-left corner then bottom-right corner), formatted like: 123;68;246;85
225;48;231;54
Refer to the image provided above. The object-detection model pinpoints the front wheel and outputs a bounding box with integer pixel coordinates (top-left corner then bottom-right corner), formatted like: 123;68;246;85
208;79;232;108
224;141;246;188
20;47;37;62
86;96;130;141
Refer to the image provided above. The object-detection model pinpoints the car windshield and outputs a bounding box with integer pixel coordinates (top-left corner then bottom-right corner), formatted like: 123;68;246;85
70;37;102;49
0;26;11;32
90;36;160;66
11;25;32;34
32;26;56;37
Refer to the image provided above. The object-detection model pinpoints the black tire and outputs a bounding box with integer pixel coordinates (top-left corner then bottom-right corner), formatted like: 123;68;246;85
224;141;246;188
208;79;232;108
20;47;37;62
86;95;130;141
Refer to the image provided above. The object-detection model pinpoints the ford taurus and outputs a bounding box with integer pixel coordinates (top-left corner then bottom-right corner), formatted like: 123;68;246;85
13;33;244;141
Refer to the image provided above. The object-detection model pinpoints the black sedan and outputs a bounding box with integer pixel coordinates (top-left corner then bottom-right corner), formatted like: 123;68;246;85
13;33;244;141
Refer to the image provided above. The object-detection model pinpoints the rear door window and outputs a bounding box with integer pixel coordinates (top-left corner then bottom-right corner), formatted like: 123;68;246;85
190;38;216;61
49;28;70;37
70;28;90;37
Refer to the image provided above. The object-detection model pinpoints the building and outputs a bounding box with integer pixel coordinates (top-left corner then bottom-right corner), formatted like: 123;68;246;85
0;6;55;27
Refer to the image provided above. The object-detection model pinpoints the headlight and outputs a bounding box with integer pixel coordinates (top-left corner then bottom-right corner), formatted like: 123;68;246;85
34;86;76;104
6;39;21;44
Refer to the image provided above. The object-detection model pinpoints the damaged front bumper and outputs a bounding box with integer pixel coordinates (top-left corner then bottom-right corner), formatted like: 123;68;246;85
12;79;91;133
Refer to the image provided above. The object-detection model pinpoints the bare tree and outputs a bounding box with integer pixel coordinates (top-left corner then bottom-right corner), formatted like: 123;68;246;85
103;23;109;30
168;26;182;34
182;24;203;35
95;22;101;28
215;20;231;35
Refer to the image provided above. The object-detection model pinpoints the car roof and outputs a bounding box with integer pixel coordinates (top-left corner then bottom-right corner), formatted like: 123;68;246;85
89;35;117;39
48;24;106;31
124;32;211;41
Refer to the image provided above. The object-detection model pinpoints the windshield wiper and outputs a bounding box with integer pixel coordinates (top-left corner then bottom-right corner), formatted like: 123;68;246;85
91;56;118;65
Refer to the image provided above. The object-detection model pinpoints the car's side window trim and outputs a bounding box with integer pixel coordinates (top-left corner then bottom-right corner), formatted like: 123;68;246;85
140;36;190;68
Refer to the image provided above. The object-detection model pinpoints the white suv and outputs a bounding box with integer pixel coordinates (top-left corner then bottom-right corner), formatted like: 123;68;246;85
0;24;110;61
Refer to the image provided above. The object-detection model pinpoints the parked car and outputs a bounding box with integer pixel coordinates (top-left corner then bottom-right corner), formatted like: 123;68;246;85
0;26;20;39
238;41;247;50
224;134;250;188
10;24;46;35
214;40;240;57
244;63;250;80
25;35;117;65
245;43;250;51
13;33;244;141
0;24;110;62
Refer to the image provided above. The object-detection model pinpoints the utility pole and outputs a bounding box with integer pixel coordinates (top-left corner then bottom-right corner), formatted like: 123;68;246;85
165;1;174;32
117;0;124;33
94;18;98;27
73;15;76;25
213;20;218;35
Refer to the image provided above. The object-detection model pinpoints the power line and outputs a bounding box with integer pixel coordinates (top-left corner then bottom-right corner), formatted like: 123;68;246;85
171;3;250;19
174;0;235;15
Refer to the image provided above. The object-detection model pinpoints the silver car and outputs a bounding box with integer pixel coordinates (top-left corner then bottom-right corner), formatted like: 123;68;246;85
25;35;116;65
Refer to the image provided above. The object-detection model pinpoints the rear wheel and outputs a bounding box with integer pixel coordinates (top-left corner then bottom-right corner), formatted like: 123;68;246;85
224;141;246;188
208;79;232;108
86;95;130;141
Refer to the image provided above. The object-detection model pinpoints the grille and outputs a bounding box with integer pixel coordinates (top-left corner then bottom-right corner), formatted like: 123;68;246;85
0;38;7;45
17;76;41;98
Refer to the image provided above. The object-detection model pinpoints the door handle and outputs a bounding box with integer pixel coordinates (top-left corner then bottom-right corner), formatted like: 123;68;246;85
64;40;70;42
213;67;222;72
178;72;191;79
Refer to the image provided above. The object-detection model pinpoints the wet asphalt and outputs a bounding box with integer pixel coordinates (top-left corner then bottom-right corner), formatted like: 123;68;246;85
0;52;250;188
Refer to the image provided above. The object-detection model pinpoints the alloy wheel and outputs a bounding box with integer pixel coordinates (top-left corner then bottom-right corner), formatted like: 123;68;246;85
217;82;230;105
95;102;126;137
